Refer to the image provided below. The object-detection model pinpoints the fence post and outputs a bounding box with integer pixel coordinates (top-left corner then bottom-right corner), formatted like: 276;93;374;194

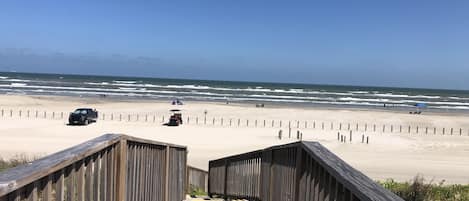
213;118;215;125
280;120;282;128
10;109;13;117
187;116;190;124
145;115;148;122
349;131;352;142
272;120;274;127
1;109;3;117
374;124;376;132
27;110;30;118
304;121;307;129
451;128;453;135
416;126;419;134
365;124;367;131
44;111;46;118
61;112;63;119
116;138;127;201
331;122;333;130
19;110;22;117
321;122;324;130
221;118;224;126
337;132;340;141
443;128;445;135
460;128;462;136
340;123;342;130
356;123;358;131
434;127;436;134
255;120;258;127
391;125;393;133
348;123;350;130
400;125;402;133
313;121;315;129
297;121;299;129
382;125;385;133
408;126;411;133
264;120;266;127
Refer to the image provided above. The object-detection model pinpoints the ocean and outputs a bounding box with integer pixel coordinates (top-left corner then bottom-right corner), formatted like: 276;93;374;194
1;72;469;111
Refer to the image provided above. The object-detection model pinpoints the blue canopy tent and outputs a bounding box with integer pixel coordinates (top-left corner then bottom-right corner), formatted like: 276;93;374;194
414;103;427;114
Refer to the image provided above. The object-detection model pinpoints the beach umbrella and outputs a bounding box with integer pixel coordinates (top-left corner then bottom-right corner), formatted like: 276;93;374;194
415;103;427;108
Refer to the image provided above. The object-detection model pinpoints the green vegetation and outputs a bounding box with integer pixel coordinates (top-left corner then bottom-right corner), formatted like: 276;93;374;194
0;154;37;172
379;175;469;201
188;184;207;196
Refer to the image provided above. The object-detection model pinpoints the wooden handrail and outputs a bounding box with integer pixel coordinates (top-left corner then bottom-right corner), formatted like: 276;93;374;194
208;141;404;201
0;134;188;201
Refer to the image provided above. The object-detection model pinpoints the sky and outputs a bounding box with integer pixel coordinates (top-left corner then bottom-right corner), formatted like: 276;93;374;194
0;1;469;90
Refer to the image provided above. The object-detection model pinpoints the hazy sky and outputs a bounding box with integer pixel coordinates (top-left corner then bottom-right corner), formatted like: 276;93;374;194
1;1;468;89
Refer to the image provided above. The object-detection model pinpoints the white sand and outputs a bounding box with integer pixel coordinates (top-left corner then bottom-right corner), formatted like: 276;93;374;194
1;95;469;184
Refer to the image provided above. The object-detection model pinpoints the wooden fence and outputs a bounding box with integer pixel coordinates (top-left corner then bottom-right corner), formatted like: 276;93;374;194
1;108;468;136
208;141;404;201
186;166;209;193
0;134;187;201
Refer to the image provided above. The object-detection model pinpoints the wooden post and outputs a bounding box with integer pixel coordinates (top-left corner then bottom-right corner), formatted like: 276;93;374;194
27;110;30;118
304;121;307;129
362;135;364;143
145;115;148;122
264;120;266;127
451;128;453;135
255;119;258;127
374;124;376;132
443;128;445;135
460;128;462;136
313;121;315;129
434;127;436;134
128;114;131;122
19;110;22;117
280;120;282;127
348;123;350;130
116;139;127;201
416;126;419;134
61;112;63;119
356;123;358;131
1;109;3;117
196;117;198;124
272;120;274;127
187;116;190;124
44;111;46;118
391;125;393;133
119;114;122;121
221;118;224;126
238;119;240;126
365;124;367;131
408;126;411;133
426;127;428;134
322;122;324;130
213;118;215;125
400;125;402;133
349;131;352;142
337;132;340;141
331;122;333;130
10;109;13;117
297;121;299;128
247;119;249;127
366;136;369;144
382;125;385;133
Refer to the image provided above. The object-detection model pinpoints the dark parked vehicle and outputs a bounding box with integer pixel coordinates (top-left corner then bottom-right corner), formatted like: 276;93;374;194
167;109;183;126
68;108;98;125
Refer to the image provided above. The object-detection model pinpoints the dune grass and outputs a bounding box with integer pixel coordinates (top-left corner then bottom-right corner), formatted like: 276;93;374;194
379;175;469;201
0;154;38;172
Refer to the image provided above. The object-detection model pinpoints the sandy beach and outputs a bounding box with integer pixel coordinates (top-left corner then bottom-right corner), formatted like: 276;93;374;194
1;94;469;184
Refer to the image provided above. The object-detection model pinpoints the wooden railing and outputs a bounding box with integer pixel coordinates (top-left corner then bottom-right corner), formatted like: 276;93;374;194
0;134;187;201
186;166;208;193
208;141;404;201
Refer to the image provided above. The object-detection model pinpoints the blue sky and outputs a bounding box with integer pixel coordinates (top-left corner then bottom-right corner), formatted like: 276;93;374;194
0;1;468;89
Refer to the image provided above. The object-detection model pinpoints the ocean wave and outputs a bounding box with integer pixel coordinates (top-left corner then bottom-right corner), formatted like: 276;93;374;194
0;76;8;79
11;83;27;87
113;80;138;84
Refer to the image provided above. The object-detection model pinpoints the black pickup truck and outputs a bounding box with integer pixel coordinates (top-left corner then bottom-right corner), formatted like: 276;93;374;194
68;108;98;125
